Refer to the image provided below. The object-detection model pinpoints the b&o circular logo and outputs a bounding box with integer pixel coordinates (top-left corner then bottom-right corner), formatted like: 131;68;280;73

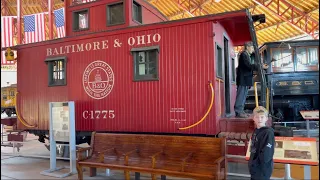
82;60;114;100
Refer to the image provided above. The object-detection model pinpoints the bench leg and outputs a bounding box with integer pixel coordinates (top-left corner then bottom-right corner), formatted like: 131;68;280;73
124;170;130;180
161;175;166;180
76;164;83;180
151;174;156;180
135;172;140;180
89;167;97;177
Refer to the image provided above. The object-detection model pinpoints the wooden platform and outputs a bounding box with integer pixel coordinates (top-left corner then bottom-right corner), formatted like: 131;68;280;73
1;116;17;126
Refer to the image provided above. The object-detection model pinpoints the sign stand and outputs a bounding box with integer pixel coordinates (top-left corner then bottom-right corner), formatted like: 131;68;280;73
40;101;77;178
300;110;319;180
246;136;318;180
284;164;292;180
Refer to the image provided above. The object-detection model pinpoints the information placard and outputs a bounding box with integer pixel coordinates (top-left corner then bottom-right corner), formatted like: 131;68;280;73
300;110;319;120
52;102;70;142
245;137;319;166
40;101;76;178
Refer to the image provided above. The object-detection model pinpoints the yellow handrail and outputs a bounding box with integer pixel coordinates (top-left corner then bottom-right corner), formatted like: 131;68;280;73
254;82;259;108
254;82;270;112
217;79;221;116
179;82;214;130
15;92;37;128
266;88;269;112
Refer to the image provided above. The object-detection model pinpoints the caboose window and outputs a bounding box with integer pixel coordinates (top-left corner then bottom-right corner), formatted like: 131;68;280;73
107;2;125;26
72;9;89;31
132;1;142;23
45;57;67;86
131;46;159;81
216;44;223;78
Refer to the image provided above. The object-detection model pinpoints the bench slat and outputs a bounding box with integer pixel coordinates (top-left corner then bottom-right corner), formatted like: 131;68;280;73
76;132;226;180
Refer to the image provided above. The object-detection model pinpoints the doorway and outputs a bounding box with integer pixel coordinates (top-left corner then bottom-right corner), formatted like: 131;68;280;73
224;37;231;116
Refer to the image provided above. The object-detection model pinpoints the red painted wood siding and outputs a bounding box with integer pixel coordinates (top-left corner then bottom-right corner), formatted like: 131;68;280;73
16;10;253;136
66;0;166;37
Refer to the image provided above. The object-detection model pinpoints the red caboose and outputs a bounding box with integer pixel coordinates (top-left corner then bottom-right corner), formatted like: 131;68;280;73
14;0;264;144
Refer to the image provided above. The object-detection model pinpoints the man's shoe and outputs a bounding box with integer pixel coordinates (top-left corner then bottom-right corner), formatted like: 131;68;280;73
236;113;248;118
245;113;251;118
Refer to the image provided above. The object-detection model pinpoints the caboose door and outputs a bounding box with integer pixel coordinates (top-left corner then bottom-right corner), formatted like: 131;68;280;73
223;37;231;116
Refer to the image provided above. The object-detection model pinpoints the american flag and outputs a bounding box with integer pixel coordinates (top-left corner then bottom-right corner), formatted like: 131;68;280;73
54;8;65;38
23;13;46;44
1;16;15;65
79;14;88;29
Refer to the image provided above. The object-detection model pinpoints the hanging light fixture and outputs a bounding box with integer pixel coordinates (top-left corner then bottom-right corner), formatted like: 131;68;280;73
215;0;222;2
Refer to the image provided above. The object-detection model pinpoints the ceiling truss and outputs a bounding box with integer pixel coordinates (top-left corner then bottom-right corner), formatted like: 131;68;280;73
253;0;319;39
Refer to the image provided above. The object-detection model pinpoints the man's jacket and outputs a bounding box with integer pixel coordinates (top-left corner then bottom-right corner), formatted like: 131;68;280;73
236;51;259;86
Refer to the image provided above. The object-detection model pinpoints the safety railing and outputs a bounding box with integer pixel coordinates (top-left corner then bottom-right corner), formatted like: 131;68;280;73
254;81;270;111
217;78;223;116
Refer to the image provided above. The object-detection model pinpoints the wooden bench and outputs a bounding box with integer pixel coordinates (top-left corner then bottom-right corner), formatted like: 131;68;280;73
76;132;227;180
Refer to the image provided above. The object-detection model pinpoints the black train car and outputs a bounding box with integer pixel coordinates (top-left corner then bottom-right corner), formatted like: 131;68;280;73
245;40;319;123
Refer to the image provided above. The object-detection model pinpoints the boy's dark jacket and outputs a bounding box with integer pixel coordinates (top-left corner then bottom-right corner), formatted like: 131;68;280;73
248;127;275;179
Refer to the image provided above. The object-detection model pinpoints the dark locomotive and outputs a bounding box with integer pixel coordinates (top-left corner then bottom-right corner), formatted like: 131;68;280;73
245;40;319;124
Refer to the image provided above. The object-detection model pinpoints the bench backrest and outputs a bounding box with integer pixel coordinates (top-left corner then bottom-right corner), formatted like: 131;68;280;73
90;132;226;165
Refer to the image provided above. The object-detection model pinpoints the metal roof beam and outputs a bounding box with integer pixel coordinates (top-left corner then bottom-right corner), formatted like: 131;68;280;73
7;0;41;7
1;0;9;16
189;0;210;16
256;7;319;32
1;0;14;16
168;0;211;18
174;0;195;17
253;0;319;39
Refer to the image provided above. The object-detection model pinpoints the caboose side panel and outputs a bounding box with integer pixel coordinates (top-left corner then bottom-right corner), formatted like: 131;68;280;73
17;49;68;130
16;19;218;135
16;10;258;137
66;21;217;134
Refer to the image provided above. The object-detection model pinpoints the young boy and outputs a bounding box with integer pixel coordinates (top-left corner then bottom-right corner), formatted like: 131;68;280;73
248;106;275;180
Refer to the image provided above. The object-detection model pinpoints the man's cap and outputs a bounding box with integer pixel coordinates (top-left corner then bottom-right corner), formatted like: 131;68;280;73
253;106;268;116
244;41;253;47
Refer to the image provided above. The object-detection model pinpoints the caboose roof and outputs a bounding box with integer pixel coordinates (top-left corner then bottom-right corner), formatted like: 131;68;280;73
10;9;254;50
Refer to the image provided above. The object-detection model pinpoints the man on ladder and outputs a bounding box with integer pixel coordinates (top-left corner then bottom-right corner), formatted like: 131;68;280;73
234;42;269;118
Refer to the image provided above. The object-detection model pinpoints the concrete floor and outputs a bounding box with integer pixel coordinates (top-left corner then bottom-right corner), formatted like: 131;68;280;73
1;130;318;180
1;154;252;180
0;132;242;180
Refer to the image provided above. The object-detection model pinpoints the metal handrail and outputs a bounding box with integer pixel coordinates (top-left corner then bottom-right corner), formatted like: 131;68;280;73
253;82;270;111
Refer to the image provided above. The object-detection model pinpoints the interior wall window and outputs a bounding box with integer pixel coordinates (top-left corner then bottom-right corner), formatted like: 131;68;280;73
296;47;319;71
216;44;223;78
271;48;293;72
132;1;142;23
45;57;67;86
107;2;125;25
72;9;89;31
3;94;7;100
9;91;14;96
231;58;235;82
131;46;159;81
